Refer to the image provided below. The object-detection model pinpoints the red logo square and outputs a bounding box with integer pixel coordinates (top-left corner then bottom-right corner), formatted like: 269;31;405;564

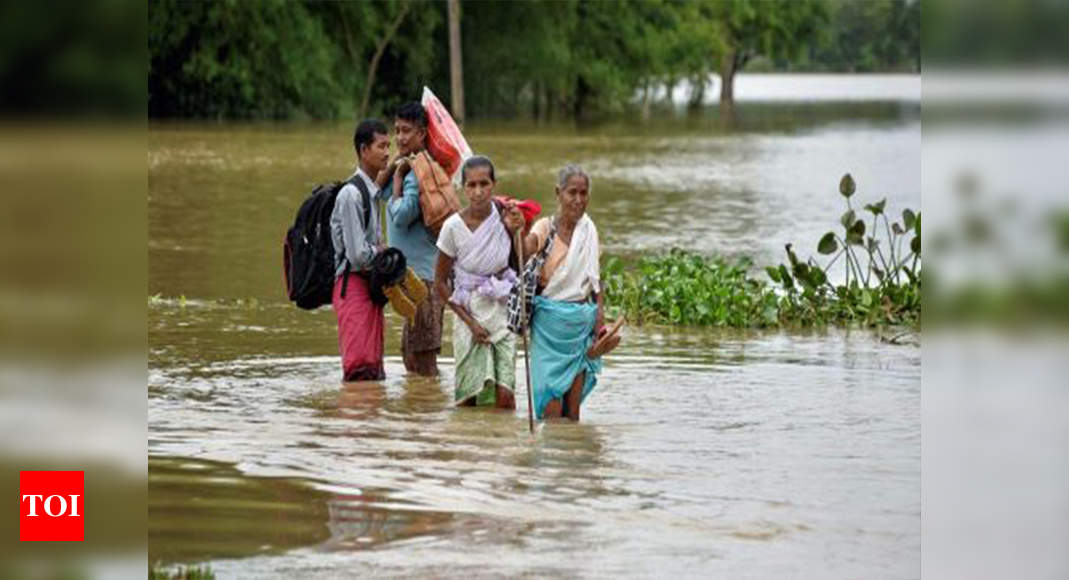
19;471;84;541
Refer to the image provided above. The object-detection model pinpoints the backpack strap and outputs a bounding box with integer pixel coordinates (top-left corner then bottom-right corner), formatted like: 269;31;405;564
339;175;374;300
348;175;373;230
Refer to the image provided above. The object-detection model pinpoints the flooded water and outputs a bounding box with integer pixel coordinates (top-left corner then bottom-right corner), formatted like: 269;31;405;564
149;74;920;578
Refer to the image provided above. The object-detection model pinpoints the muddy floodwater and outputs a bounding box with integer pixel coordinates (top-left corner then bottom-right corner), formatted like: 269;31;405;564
150;74;920;578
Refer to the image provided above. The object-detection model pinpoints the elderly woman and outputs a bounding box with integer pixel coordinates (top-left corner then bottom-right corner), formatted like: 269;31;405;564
517;164;614;421
434;156;524;408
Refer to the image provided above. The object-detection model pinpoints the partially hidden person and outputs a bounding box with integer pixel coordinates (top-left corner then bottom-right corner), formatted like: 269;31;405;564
378;102;447;376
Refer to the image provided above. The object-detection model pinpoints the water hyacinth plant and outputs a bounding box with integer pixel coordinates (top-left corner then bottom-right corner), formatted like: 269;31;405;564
768;173;921;327
601;174;920;329
602;251;779;327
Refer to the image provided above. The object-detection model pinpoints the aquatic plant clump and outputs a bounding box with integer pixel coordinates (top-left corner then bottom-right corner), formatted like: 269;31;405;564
768;173;920;327
602;251;780;327
602;174;920;329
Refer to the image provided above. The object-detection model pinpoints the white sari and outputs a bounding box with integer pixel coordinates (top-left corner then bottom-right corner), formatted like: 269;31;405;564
542;214;600;302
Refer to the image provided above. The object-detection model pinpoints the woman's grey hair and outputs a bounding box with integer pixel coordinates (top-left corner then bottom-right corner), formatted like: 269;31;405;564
461;155;496;183
557;163;591;190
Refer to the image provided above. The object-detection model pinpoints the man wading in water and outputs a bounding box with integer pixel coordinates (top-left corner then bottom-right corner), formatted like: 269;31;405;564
377;102;446;376
330;120;391;381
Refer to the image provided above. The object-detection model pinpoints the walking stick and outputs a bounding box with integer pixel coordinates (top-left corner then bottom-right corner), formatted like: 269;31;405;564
514;227;535;434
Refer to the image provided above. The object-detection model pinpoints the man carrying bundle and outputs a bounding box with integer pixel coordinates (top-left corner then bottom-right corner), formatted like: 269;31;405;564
379;102;458;376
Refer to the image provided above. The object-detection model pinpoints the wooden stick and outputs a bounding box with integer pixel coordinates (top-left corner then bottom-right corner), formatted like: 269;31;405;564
515;227;535;433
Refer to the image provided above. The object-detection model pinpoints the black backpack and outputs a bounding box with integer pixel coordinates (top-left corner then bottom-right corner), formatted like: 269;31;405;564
283;176;372;310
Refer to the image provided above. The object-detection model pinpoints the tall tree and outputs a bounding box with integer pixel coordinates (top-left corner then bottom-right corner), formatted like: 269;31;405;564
710;0;827;114
357;1;410;119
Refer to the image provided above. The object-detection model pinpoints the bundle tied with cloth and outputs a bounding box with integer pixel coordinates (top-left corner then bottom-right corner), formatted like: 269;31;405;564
368;248;428;325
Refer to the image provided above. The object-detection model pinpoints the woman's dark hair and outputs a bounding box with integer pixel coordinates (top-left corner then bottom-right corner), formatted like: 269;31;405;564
394;101;427;129
353;119;388;155
461;155;496;184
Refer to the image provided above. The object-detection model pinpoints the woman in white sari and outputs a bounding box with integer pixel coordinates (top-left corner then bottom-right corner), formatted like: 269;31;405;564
434;156;525;408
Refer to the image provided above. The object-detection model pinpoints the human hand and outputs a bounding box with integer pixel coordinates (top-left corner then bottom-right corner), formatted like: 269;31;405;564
468;321;491;344
503;204;525;233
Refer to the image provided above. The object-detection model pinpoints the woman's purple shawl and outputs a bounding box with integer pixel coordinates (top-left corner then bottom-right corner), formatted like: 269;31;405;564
450;204;518;308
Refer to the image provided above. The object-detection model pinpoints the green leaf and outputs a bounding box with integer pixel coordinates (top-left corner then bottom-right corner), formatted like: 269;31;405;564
892;222;904;235
847;219;866;244
765;266;781;282
911;235;921;254
809;267;827;286
778;264;794;290
864;198;886;215
817;232;838;255
902;209;916;230
841;209;856;229
866;236;878;253
839;173;856;198
914;212;922;235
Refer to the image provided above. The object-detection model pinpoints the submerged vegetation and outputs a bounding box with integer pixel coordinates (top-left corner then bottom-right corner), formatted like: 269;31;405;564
603;174;921;329
149;562;215;580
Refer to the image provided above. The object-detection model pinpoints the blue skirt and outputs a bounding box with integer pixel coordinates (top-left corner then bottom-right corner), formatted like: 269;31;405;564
530;296;603;419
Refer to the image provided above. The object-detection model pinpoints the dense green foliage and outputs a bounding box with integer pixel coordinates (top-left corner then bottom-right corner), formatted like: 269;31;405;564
148;0;440;119
603;252;779;327
797;0;920;72
602;175;921;329
149;0;921;120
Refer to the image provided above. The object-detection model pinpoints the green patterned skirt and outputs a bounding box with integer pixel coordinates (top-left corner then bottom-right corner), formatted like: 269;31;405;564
453;294;516;405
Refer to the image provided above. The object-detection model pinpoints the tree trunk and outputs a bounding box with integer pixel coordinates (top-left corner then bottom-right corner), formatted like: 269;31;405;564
447;0;465;126
337;5;360;109
665;75;676;106
574;76;590;121
687;71;705;109
533;80;544;121
358;3;410;119
719;46;736;116
641;78;651;121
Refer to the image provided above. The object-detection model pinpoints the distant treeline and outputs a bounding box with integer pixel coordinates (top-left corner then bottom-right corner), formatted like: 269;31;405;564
148;0;920;121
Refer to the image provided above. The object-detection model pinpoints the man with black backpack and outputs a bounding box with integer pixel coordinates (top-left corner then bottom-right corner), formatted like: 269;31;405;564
330;119;391;381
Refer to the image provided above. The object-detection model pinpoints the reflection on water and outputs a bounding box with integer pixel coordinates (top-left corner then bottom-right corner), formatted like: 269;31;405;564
148;456;330;564
150;84;920;578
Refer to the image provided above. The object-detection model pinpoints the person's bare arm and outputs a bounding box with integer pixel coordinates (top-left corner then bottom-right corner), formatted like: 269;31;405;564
434;252;490;343
519;228;541;261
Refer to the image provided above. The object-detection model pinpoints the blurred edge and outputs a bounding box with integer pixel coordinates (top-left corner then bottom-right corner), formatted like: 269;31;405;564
923;0;1069;579
2;0;1069;577
0;0;147;578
